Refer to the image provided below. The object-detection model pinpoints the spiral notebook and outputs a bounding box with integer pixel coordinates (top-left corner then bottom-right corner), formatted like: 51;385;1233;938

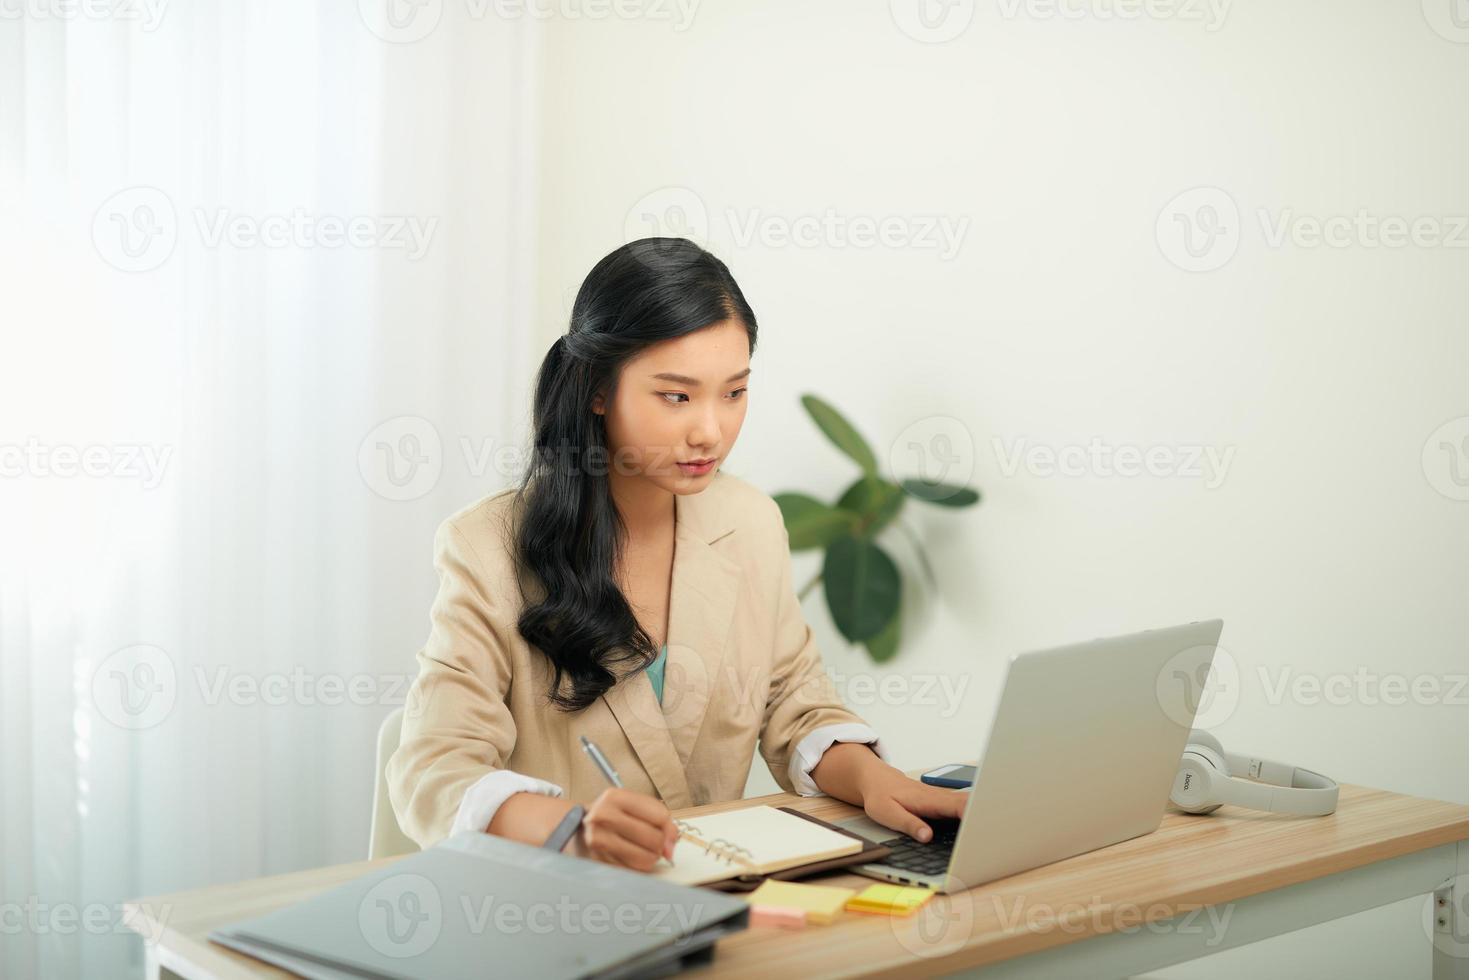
655;805;865;887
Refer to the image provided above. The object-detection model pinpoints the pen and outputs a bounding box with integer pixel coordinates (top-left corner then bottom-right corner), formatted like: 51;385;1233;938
580;735;675;865
579;735;624;788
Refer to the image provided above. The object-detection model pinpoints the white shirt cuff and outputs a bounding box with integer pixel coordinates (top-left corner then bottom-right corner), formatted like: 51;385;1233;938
789;722;889;797
450;769;565;837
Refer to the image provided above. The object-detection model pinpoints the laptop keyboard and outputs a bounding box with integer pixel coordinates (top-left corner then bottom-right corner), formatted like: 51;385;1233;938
877;818;961;877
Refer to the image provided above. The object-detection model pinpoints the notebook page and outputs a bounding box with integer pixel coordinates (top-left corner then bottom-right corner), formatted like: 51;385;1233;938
653;839;751;887
652;806;861;886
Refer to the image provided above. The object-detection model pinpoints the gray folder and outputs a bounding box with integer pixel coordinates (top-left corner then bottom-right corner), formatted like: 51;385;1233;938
209;831;750;980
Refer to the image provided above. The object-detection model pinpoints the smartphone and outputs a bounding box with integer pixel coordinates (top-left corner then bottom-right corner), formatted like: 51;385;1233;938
920;763;975;789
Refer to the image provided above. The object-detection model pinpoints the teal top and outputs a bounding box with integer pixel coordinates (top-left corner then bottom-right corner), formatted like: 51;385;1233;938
647;644;668;704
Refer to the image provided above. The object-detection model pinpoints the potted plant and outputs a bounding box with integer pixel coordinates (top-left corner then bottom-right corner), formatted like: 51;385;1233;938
774;395;980;662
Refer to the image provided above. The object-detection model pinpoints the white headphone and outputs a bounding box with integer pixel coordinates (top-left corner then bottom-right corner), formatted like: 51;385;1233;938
1170;729;1340;817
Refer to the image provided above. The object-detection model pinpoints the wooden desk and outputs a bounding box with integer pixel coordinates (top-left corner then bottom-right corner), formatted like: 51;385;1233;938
126;781;1469;979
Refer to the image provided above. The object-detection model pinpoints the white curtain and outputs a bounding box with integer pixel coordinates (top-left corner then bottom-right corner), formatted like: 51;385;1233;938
0;4;541;976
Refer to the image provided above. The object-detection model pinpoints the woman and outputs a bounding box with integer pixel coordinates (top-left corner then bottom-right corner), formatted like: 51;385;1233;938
388;238;962;871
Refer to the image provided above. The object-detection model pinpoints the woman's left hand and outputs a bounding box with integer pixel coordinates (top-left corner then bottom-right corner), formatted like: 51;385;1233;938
856;763;967;843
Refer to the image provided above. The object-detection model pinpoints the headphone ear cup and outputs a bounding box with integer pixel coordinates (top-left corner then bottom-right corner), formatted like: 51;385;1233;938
1187;728;1226;757
1171;745;1228;814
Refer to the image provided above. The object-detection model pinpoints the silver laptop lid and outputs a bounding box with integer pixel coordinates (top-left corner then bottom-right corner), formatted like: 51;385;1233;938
942;619;1223;891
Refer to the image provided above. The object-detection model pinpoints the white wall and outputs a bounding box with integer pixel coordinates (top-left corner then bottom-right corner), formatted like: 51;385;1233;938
531;2;1469;976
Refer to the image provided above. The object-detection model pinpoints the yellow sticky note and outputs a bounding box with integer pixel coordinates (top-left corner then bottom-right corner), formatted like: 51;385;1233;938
744;880;856;924
845;883;934;916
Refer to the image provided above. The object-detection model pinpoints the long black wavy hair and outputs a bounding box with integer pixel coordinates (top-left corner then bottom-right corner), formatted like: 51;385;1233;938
511;238;759;712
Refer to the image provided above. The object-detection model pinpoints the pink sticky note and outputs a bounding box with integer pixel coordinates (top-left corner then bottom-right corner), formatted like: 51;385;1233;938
749;904;808;929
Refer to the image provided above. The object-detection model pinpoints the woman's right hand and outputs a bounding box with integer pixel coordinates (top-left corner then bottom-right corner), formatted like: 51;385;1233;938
575;787;679;872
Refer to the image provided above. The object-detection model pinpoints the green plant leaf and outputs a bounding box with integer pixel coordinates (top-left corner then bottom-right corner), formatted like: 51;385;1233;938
802;394;878;477
822;535;902;643
864;606;901;663
837;477;905;537
900;478;981;507
773;493;859;551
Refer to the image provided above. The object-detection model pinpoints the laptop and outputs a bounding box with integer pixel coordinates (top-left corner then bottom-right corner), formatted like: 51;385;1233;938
210;830;749;979
837;619;1223;893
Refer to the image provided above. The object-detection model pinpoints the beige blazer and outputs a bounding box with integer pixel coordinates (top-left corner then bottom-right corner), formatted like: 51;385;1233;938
387;470;874;849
